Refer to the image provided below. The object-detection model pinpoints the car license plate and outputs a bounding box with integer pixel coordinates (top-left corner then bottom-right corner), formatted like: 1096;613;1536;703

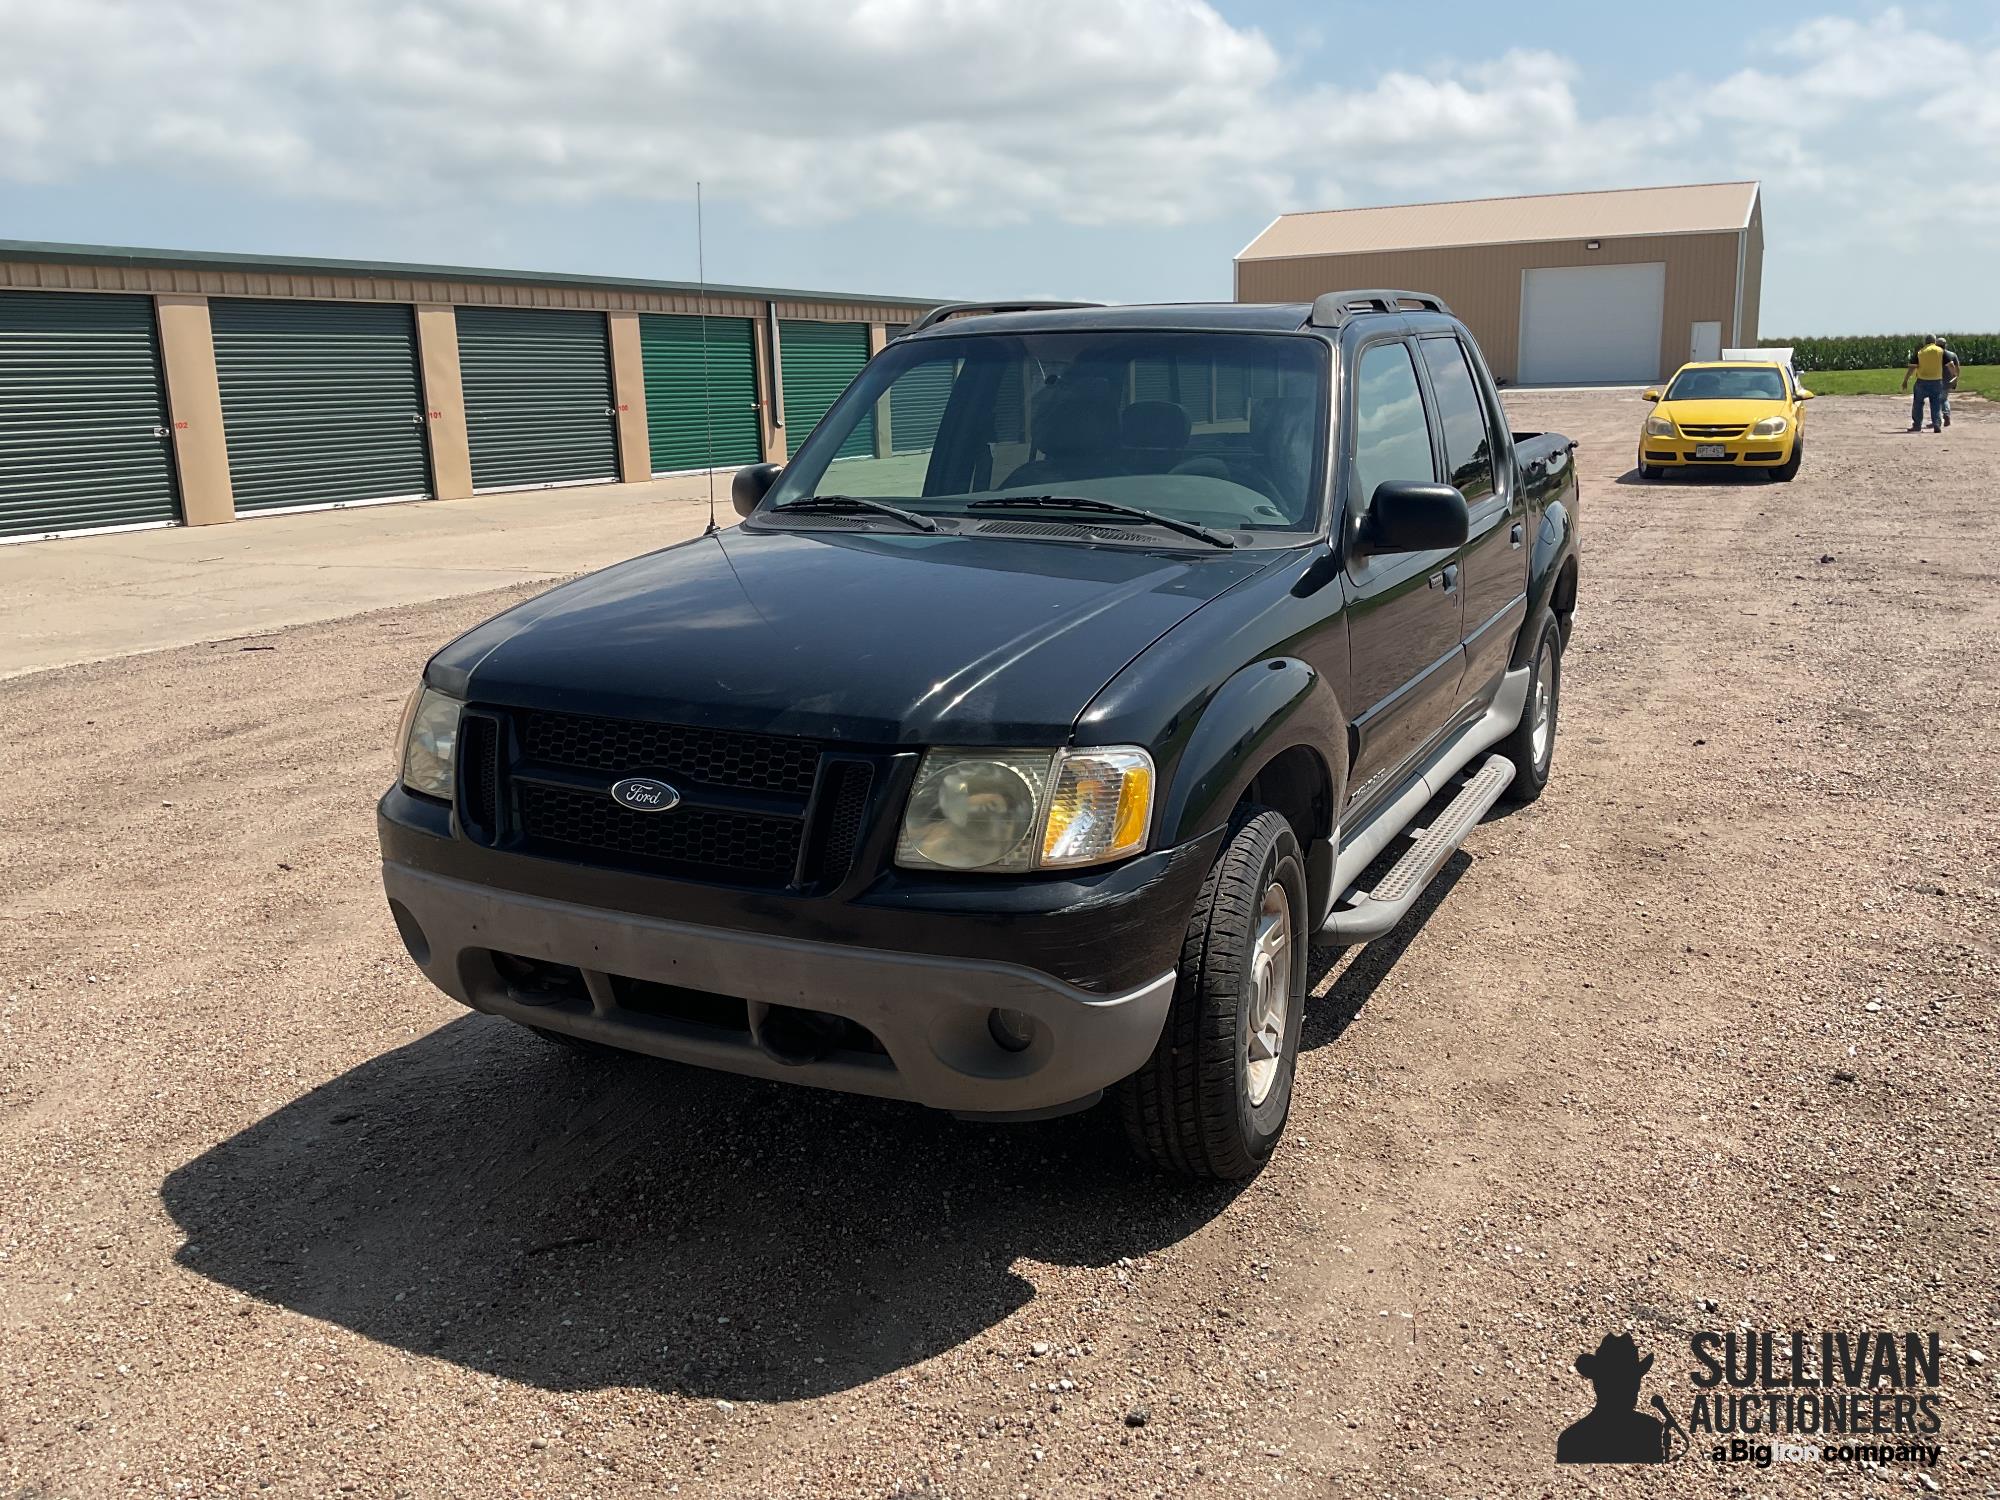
1695;443;1727;459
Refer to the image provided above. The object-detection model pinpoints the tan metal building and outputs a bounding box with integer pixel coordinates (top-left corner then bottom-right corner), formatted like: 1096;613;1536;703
1235;182;1763;387
0;239;944;543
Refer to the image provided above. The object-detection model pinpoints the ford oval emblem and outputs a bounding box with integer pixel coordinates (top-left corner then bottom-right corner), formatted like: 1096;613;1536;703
609;776;681;812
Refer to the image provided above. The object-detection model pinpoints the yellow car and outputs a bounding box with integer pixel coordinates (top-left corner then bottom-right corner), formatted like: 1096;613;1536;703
1637;361;1812;482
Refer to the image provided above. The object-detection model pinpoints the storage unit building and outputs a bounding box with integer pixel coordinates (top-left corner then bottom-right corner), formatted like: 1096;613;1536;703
210;298;431;513
0;238;944;541
1235;181;1763;386
0;289;179;541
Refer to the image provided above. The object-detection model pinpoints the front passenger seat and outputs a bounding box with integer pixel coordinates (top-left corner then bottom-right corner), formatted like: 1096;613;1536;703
1000;379;1120;490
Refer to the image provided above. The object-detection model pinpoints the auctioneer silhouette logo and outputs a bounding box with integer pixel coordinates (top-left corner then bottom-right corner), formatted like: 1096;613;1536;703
1556;1326;1947;1472
1556;1333;1685;1464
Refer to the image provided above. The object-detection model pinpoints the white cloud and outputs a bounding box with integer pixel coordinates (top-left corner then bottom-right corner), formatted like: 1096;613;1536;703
0;0;1713;224
0;0;1293;223
0;0;1994;275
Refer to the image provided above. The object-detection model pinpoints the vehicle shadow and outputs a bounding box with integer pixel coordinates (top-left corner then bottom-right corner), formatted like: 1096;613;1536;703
1300;852;1468;1054
160;1014;1246;1401
1613;467;1768;487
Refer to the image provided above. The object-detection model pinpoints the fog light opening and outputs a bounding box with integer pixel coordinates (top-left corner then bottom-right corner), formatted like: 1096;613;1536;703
757;1004;850;1065
388;899;430;967
987;1007;1036;1053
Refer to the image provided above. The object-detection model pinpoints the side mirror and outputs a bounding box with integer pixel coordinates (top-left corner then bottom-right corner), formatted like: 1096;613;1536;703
1796;389;1814;401
1641;388;1661;403
732;462;781;519
1357;480;1469;556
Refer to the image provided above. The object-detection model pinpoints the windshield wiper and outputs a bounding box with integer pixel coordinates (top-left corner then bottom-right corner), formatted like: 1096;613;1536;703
966;494;1235;549
769;494;939;533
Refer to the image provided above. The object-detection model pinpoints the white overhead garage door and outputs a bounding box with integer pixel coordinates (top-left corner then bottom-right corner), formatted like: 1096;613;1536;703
1518;262;1666;385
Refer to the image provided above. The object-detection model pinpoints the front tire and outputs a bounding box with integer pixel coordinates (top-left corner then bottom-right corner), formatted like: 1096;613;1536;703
1497;611;1562;804
1771;436;1803;482
1116;809;1308;1180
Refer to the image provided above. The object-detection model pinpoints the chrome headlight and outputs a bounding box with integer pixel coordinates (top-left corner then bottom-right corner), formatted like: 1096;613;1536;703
896;746;1154;873
1750;415;1788;437
398;685;462;801
1643;415;1675;438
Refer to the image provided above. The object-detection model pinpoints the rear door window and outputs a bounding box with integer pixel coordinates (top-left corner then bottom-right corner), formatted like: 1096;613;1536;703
1417;337;1497;505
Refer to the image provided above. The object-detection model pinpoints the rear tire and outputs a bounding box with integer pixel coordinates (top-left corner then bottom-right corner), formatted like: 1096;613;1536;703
1116;809;1308;1180
1497;612;1562;804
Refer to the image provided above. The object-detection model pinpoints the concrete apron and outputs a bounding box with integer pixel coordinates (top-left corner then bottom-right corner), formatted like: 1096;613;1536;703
0;476;731;680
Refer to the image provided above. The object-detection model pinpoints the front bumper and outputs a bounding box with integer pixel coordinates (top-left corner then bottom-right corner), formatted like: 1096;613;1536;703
383;860;1178;1116
1639;430;1797;468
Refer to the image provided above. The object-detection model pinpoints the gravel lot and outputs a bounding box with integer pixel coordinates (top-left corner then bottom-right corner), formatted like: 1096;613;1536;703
2;391;1996;1497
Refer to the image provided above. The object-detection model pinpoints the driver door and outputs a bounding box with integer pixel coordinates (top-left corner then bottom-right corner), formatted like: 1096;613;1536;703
1341;338;1465;811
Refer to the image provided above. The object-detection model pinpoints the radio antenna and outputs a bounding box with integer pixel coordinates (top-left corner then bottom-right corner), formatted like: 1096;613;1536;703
697;179;719;536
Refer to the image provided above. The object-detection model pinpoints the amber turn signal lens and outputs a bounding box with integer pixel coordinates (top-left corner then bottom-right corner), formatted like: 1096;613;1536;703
1040;748;1154;869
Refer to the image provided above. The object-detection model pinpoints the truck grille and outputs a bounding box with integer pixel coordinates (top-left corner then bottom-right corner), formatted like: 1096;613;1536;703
459;705;879;889
517;782;804;879
516;709;820;795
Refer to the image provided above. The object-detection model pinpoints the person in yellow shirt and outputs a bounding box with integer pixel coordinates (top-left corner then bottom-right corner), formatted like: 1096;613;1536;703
1902;336;1948;433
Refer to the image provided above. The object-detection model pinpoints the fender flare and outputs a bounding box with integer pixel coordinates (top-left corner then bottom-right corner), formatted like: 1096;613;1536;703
1513;497;1576;668
1159;656;1348;848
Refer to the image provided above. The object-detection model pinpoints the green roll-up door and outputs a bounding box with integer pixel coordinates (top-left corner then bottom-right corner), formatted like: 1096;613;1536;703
455;307;618;490
638;314;760;473
0;291;179;541
779;320;872;460
889;359;955;454
210;299;431;513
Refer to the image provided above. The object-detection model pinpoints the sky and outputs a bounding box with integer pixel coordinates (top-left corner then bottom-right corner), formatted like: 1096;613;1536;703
2;0;1995;334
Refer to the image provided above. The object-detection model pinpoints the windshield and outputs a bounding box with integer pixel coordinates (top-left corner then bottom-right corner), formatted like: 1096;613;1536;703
1665;366;1787;401
763;330;1328;540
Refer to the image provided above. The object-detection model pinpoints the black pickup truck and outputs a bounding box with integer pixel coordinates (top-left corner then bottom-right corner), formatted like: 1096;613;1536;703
379;292;1579;1179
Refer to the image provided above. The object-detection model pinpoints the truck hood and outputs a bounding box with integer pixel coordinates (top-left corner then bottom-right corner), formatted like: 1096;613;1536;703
428;525;1276;745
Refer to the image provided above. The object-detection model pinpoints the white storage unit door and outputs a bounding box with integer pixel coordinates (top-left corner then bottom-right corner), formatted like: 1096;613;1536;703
1517;262;1666;386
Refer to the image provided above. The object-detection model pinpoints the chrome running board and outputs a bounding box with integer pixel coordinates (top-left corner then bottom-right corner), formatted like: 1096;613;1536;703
1320;754;1515;943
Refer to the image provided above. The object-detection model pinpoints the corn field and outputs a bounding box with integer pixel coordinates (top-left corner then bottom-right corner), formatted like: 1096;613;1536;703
1762;334;2000;370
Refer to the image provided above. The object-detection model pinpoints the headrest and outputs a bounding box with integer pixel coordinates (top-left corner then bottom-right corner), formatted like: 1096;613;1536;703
1121;401;1191;452
1031;379;1119;453
1248;394;1312;458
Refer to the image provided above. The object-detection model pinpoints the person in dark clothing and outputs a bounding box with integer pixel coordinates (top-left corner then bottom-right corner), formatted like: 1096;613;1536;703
1556;1334;1670;1464
1938;341;1961;428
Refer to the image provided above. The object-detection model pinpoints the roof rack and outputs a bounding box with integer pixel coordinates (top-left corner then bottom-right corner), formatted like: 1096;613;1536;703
899;300;1104;336
1305;289;1453;329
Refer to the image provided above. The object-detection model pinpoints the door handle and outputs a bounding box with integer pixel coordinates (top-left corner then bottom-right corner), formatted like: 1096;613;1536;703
1428;566;1460;593
1509;522;1525;548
